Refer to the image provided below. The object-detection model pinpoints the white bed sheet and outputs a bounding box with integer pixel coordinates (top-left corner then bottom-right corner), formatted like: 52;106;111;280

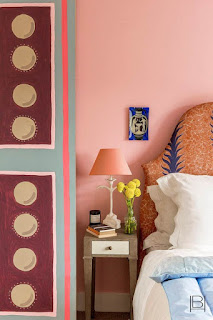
133;248;213;320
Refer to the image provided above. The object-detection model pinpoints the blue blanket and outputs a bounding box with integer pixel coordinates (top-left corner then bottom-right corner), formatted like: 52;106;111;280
151;256;213;319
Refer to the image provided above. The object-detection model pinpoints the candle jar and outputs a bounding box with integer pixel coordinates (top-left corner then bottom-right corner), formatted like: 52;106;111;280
89;210;101;226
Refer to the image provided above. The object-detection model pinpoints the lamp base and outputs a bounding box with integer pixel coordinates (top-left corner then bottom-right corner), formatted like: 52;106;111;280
103;214;121;229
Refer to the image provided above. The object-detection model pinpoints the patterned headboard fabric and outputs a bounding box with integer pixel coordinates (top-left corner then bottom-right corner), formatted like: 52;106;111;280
139;102;213;266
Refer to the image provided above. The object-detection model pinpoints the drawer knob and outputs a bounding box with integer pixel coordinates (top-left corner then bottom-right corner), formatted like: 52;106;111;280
107;246;112;250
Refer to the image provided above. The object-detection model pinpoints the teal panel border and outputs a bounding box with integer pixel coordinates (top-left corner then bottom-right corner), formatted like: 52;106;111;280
67;0;76;319
0;0;76;319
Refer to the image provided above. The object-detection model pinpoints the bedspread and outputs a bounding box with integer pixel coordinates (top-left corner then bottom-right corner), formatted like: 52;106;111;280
133;249;213;320
152;256;213;319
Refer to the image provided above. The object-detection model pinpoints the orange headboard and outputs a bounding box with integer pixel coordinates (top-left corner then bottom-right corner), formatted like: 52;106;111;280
139;102;213;266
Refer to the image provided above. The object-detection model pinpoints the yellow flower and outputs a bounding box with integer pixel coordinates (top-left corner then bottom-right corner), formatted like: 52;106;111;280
132;179;140;187
125;188;134;199
117;182;125;193
127;181;136;190
134;188;141;197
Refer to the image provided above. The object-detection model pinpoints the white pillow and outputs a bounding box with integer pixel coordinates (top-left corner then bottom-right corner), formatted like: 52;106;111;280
143;185;177;250
157;173;213;249
143;231;171;250
148;185;177;235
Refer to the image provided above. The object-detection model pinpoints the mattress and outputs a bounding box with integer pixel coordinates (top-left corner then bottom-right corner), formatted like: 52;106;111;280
133;248;213;320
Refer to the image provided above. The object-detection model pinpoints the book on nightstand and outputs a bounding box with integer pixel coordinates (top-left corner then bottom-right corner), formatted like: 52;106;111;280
86;224;117;238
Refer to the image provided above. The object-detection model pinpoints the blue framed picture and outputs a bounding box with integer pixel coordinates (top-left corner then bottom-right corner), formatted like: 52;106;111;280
129;107;149;140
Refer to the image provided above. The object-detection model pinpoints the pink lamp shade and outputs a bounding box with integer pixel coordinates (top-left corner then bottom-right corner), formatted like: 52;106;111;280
90;148;132;176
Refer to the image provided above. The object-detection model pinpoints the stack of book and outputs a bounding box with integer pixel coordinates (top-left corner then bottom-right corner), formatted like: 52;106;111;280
86;224;117;238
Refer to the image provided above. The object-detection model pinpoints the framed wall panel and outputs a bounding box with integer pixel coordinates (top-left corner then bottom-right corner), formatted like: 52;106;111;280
0;171;56;317
0;3;55;149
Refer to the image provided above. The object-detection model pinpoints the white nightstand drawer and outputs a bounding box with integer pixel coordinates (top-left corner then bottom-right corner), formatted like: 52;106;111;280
92;241;129;255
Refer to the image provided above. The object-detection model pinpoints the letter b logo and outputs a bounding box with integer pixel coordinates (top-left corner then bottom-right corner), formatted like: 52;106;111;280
190;296;205;312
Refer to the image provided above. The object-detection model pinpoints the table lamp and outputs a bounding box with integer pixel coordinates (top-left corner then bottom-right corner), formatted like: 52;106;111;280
90;148;132;229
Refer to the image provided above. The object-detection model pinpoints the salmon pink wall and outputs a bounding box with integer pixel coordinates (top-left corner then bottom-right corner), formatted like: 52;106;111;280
76;0;213;294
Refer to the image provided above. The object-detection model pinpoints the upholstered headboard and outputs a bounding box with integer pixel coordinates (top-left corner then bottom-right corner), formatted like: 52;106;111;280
139;102;213;266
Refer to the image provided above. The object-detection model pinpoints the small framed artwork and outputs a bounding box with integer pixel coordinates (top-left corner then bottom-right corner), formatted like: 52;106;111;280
129;107;149;140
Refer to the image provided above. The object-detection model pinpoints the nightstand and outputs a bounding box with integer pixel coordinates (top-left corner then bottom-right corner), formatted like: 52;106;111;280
83;224;138;320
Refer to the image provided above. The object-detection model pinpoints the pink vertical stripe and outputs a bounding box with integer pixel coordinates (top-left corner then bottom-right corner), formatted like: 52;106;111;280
62;0;71;319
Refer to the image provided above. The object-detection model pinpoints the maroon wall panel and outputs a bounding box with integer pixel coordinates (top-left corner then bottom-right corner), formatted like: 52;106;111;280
0;173;54;313
0;6;53;147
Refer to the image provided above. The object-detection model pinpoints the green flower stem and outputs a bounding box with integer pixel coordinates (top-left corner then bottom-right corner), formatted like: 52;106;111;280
124;197;137;234
120;188;137;234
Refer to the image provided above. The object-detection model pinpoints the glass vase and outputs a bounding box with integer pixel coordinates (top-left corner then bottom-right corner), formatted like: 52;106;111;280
124;202;137;234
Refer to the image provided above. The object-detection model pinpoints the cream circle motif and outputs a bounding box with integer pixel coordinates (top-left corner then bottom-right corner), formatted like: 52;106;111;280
12;46;36;71
11;284;35;308
12;14;35;39
13;248;37;271
13;84;37;108
14;182;37;206
12;116;36;141
14;213;38;237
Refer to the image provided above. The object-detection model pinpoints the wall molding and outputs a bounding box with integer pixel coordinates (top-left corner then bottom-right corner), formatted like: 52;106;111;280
77;292;130;312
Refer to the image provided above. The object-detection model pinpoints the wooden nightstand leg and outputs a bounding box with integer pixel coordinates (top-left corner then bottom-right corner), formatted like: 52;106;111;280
84;257;92;320
91;257;96;318
129;258;137;320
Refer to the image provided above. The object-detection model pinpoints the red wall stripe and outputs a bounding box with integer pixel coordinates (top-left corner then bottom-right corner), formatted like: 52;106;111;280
61;0;71;318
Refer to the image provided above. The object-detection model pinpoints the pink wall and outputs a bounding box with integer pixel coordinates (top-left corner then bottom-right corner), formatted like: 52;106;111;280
76;0;213;293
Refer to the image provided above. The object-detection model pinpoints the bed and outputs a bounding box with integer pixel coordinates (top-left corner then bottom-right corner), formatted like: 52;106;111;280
133;102;213;320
